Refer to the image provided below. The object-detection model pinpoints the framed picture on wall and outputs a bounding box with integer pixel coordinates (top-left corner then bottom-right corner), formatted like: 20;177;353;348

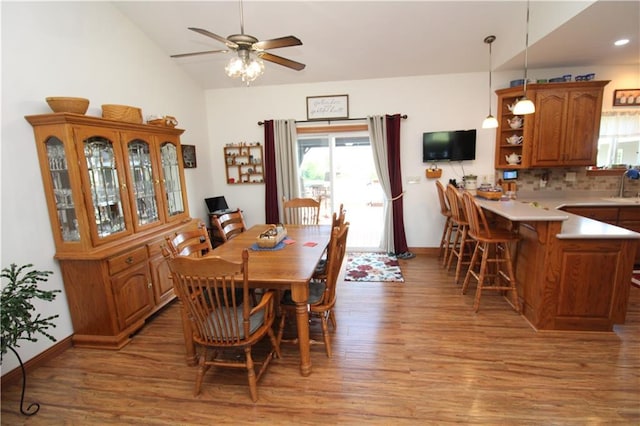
306;94;349;120
181;144;197;168
613;89;640;106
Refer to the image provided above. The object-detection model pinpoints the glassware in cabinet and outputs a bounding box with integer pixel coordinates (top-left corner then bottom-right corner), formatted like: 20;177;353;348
160;139;187;221
46;137;80;242
126;139;161;229
82;136;130;241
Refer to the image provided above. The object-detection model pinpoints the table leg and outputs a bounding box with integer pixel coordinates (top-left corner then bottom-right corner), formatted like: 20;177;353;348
179;301;197;366
291;284;312;376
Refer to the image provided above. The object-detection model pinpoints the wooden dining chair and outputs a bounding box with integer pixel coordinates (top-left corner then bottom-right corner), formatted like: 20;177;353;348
436;180;456;265
165;221;212;258
461;191;521;313
313;205;347;281
166;250;281;402
210;210;247;243
278;223;350;358
282;197;321;225
445;184;474;284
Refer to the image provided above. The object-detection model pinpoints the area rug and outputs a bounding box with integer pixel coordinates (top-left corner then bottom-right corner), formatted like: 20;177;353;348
344;252;404;282
632;270;640;289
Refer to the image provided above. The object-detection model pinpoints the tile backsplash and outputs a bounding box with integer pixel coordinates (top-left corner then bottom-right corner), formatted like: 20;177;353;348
500;167;640;196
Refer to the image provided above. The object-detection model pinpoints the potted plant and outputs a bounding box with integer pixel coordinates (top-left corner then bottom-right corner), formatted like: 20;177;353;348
1;263;60;416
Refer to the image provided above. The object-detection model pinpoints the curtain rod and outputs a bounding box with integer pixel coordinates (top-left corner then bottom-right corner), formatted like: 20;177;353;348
257;114;407;126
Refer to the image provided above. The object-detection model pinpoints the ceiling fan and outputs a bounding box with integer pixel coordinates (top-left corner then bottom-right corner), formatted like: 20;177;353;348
170;0;305;80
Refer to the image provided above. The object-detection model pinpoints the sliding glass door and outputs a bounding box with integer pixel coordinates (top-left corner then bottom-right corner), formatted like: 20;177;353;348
297;132;383;251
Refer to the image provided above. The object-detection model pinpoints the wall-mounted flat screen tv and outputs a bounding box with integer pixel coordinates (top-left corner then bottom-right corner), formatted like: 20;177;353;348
422;129;476;162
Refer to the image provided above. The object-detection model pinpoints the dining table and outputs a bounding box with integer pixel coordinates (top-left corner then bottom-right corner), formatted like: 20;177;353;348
180;224;331;377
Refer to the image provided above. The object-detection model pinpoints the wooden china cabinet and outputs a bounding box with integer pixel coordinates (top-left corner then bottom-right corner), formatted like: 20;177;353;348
26;113;198;349
494;80;608;169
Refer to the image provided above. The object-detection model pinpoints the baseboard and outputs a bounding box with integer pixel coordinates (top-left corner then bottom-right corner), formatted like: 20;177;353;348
1;336;73;387
408;247;438;256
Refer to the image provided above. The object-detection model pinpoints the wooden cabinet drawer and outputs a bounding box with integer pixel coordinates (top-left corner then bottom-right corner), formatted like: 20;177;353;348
562;206;618;223
617;207;640;221
108;246;148;275
146;237;166;257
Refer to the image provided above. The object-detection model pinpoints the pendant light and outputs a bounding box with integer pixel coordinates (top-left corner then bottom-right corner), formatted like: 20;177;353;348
482;35;498;129
512;0;536;115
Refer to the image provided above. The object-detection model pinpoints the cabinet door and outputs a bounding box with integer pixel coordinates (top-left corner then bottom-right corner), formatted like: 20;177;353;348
121;133;165;231
73;126;134;245
42;135;83;246
111;261;153;330
158;136;189;223
531;89;568;166
149;253;174;305
563;89;602;166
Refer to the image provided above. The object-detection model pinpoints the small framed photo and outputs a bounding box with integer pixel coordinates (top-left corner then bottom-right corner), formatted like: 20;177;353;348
306;94;349;120
181;144;197;168
613;89;640;107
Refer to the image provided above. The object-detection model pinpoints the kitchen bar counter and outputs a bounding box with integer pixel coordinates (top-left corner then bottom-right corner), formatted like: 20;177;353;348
477;196;640;239
474;192;639;332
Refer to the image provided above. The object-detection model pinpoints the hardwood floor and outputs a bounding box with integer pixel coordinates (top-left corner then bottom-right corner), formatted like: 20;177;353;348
2;254;639;424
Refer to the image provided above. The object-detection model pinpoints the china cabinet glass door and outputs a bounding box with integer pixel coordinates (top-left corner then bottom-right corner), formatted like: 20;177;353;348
159;139;187;222
74;127;133;245
45;137;80;242
127;139;162;230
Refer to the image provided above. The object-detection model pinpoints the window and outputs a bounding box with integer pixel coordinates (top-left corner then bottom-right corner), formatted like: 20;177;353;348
597;111;640;167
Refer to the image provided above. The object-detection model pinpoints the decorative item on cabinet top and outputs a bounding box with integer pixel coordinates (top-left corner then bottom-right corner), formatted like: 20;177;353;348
146;114;178;127
224;142;264;184
45;97;89;115
101;104;143;124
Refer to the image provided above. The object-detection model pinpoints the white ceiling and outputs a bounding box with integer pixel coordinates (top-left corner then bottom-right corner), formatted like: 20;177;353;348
114;1;640;90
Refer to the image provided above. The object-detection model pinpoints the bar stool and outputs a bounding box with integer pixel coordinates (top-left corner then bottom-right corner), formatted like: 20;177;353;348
445;184;474;284
435;181;456;266
460;191;521;313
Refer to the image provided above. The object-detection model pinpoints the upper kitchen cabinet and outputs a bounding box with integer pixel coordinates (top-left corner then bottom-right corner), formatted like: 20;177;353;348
26;113;190;253
495;80;609;169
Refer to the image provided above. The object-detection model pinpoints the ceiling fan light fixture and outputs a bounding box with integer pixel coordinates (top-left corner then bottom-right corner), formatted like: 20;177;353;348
225;56;245;78
243;57;265;81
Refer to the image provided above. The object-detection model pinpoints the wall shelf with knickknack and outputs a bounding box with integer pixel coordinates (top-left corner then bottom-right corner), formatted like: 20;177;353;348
224;143;264;184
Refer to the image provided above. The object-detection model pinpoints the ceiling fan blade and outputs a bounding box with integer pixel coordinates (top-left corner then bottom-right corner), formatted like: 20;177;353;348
258;52;306;71
253;36;302;51
188;27;238;49
170;49;228;58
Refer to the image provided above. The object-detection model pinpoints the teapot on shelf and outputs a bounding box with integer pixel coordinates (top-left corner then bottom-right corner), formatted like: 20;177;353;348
505;152;522;165
507;116;523;129
506;134;524;145
507;102;518;112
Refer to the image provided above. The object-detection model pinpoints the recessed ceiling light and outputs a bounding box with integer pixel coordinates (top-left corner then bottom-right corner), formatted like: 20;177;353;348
614;39;630;46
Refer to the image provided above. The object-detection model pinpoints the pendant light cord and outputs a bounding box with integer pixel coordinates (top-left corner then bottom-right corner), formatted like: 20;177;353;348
486;36;494;115
523;0;530;95
239;0;245;34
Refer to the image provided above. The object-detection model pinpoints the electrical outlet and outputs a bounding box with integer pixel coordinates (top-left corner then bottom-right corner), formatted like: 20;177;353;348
565;172;576;182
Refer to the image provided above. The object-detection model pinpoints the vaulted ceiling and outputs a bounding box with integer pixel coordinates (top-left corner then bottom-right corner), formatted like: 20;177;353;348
115;1;639;90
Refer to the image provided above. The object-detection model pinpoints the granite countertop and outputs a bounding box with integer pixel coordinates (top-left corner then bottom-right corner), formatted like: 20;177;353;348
475;191;640;240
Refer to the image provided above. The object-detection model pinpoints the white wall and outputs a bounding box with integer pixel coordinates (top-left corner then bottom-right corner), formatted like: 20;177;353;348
1;2;211;374
1;1;637;374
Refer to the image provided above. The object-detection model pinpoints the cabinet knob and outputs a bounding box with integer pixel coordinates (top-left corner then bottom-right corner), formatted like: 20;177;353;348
148;282;152;288
125;256;134;264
